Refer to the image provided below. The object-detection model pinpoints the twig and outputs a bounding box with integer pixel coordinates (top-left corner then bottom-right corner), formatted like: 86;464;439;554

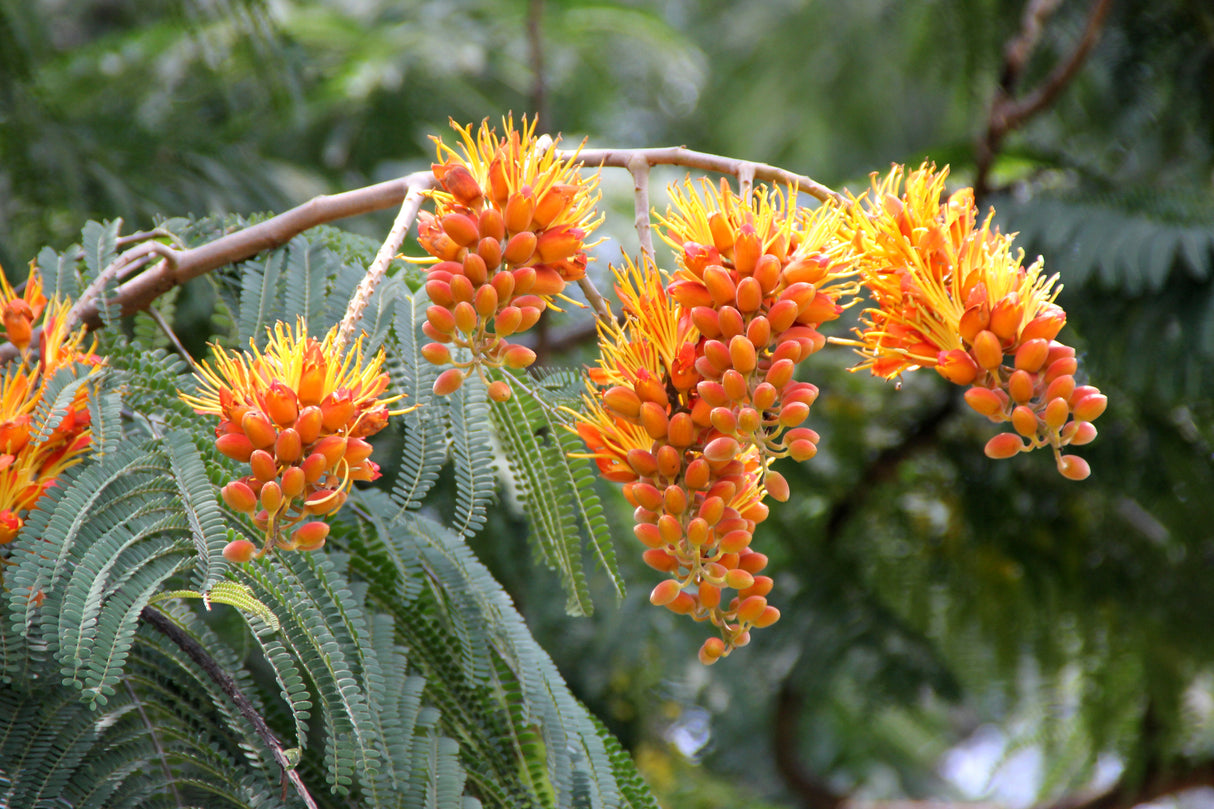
528;0;547;126
975;0;1113;201
626;152;656;260
335;183;431;354
2;147;846;363
565;146;847;206
115;227;184;251
1;170;437;365
124;677;183;807
139;605;319;809
67;242;179;333
145;306;197;370
774;679;846;809
1037;758;1214;809
576;277;615;329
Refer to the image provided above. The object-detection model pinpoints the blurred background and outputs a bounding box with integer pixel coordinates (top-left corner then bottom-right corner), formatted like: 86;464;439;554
2;1;1214;807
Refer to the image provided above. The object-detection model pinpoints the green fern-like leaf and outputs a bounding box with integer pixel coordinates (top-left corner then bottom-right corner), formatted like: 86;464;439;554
490;377;593;616
448;379;496;538
35;243;81;300
237;248;287;344
282;235;336;329
386;288;445;515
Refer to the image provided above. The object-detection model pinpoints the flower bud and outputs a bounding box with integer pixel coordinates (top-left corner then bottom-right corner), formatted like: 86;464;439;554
1008;369;1036;404
764;469;790;502
699;583;722;610
503;344;537;369
703;265;737;307
626;449;659;478
704;436;740;463
964;386;1006;419
241;410;277;450
503;231;538;265
300;452;328;484
292;521;330;551
426;305;457;335
216;433;256;462
433;368;464;396
717;306;745;339
222;540;258;564
222;480;258;513
1011;405;1038;437
984;432;1024;459
718;529;752;553
260;481;283;513
1014;338;1050;373
1057;454;1091;481
250;449;278;482
1072;392;1107;423
736;595;768;624
668;412;696;447
698;637;726;665
487;380;512;402
735;277;763;313
642;548;679;573
1044;397;1070;430
281;465;306;498
479;205;506;241
971;329;1004;370
753;253;782;293
650;579;683;606
274;428;302;464
729;335;757;374
752;605;781;629
656;444;682;479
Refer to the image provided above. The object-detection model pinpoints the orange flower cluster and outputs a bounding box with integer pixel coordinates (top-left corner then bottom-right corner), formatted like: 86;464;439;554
181;320;404;562
575;181;856;664
843;164;1104;480
0;268;99;548
417;118;602;401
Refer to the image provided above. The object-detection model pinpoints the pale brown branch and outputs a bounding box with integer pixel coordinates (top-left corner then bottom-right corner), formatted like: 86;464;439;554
2;147;843;364
335;183;431;353
1000;0;1112;131
145;305;197;370
1038;758;1214;809
1;171;436;364
1001;0;1066;91
626;152;656;260
565;146;847;206
576;277;615;328
140;606;319;809
975;0;1112;201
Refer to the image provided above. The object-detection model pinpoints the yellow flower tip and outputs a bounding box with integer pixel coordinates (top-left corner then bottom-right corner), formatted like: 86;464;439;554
0;268;99;541
846;162;1067;381
427;116;602;237
182;319;401;543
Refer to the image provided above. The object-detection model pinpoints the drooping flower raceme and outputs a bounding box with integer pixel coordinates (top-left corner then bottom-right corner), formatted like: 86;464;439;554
180;320;406;562
574;180;857;664
0;268;100;550
841;164;1105;479
417;117;603;401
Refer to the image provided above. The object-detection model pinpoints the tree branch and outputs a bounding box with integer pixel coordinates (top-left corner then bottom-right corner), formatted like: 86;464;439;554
2;145;847;364
139;606;319;809
567;146;847;206
774;679;846;809
1040;758;1214;809
1;171;436;364
336;182;430;353
975;0;1112;202
824;393;957;545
